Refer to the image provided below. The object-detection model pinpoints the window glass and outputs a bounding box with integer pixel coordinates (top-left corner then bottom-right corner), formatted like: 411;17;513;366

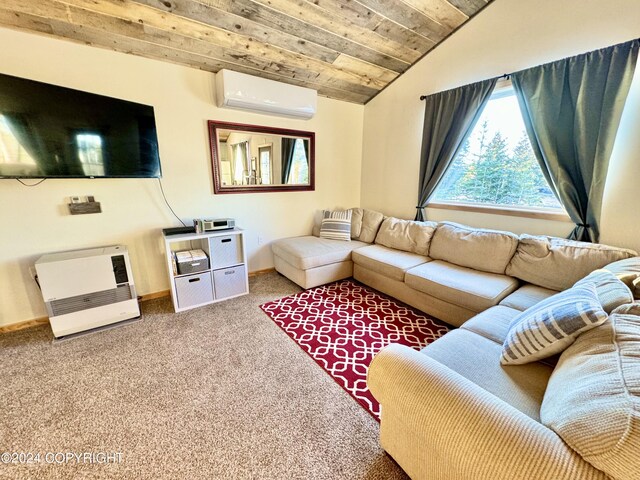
432;84;563;211
287;139;309;185
0;115;38;176
76;133;105;177
259;146;271;185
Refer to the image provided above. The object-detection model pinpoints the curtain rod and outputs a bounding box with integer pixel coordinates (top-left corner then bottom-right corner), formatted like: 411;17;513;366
419;73;510;101
418;38;640;100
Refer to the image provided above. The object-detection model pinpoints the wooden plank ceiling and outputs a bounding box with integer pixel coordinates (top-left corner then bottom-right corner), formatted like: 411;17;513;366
0;0;493;104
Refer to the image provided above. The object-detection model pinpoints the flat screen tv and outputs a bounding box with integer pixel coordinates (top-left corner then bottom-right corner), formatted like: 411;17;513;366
0;73;161;178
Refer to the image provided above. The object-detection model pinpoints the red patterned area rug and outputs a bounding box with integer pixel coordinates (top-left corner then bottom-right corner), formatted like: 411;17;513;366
260;279;450;420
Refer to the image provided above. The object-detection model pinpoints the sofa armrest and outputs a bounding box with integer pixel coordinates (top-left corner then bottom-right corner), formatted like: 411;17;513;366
368;344;606;480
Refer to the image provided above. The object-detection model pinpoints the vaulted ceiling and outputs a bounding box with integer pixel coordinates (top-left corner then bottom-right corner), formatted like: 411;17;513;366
0;0;493;104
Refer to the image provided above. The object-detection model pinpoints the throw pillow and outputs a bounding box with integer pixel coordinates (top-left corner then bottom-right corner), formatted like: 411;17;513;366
574;269;633;313
319;210;352;241
540;303;640;480
501;283;608;365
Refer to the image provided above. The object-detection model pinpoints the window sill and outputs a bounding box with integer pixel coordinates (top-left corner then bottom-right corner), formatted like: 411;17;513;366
427;202;573;222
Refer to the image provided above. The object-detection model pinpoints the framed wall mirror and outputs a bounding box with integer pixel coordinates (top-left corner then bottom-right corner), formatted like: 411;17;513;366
208;120;315;194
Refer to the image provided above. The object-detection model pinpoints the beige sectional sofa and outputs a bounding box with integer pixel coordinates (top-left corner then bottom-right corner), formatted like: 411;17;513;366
271;208;384;290
271;208;640;480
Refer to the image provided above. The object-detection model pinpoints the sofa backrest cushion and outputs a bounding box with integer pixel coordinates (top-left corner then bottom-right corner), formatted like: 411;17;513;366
312;211;322;237
374;217;438;256
350;207;364;239
574;269;634;314
540;303;640;480
428;222;519;274
357;209;385;244
506;234;636;291
602;257;640;298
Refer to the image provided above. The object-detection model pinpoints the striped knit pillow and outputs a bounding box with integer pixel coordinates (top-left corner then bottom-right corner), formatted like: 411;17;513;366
319;210;352;241
501;283;607;365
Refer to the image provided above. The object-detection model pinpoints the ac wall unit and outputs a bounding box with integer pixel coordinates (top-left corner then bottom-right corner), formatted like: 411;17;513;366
215;69;317;119
35;245;140;338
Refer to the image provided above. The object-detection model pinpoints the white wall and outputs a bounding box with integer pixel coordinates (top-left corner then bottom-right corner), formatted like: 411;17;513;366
362;0;640;244
0;27;364;327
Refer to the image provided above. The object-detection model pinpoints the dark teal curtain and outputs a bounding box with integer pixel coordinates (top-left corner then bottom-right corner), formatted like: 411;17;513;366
302;139;309;168
512;39;639;242
415;78;497;221
281;138;296;184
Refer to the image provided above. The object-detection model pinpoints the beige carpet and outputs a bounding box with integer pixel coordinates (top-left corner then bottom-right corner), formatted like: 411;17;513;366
0;272;408;480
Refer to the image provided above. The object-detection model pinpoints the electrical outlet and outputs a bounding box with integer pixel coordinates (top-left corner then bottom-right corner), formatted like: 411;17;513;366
258;235;264;245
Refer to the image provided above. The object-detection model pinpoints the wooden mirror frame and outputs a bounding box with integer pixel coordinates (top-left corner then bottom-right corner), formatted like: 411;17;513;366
208;120;315;194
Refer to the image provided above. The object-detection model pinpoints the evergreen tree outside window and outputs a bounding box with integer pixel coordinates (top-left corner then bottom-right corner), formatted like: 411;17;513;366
432;82;563;211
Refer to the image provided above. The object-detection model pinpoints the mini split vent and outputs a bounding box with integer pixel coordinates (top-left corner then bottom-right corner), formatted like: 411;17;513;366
215;69;317;120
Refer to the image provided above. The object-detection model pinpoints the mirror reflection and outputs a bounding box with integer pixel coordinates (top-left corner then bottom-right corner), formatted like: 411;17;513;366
218;131;309;186
209;121;315;194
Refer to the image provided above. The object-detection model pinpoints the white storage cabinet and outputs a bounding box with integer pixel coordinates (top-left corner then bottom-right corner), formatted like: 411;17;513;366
163;228;248;312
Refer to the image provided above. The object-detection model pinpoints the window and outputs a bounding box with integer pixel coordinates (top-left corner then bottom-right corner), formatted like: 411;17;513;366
287;139;309;185
258;144;272;185
0;115;38;176
432;81;564;212
76;133;105;177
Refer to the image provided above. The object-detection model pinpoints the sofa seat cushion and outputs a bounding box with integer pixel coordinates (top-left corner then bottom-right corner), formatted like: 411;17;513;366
405;260;519;312
422;329;553;421
272;236;368;270
499;284;559;311
352;245;430;282
541;303;640;480
460;305;522;344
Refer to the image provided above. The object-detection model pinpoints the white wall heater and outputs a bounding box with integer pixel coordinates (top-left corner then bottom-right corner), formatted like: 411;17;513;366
35;245;140;338
215;69;317;119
